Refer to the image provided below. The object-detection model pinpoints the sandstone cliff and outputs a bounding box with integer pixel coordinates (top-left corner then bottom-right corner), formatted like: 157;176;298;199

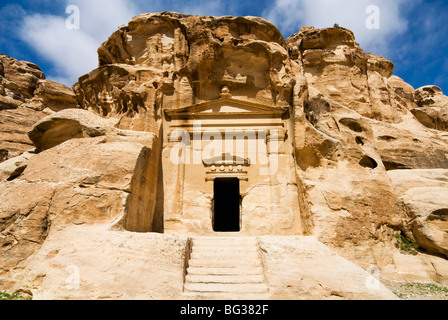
286;26;448;261
0;12;447;300
0;54;77;160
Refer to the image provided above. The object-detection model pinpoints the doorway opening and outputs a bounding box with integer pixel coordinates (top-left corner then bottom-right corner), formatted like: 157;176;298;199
213;178;241;232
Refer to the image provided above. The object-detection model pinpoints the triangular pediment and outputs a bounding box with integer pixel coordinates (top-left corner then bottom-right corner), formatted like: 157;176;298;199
165;96;287;119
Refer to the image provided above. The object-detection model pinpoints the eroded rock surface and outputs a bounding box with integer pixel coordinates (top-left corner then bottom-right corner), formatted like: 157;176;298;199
388;169;448;257
412;86;448;131
287;26;448;266
1;12;448;299
0;134;160;274
0;54;77;160
74;13;294;134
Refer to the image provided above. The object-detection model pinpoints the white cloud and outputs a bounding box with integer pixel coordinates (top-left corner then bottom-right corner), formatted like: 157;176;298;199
133;0;228;17
71;0;138;42
19;0;138;87
264;0;306;34
19;13;98;86
263;0;409;58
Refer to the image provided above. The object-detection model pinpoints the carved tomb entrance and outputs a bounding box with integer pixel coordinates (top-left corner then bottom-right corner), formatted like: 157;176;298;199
213;177;241;232
162;87;302;236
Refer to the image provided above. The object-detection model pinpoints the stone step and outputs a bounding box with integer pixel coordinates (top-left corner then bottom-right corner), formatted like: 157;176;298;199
187;258;262;268
182;291;270;300
191;237;258;247
184;236;269;296
189;251;259;260
184;282;269;293
190;244;259;252
191;245;258;252
186;274;265;284
186;266;264;276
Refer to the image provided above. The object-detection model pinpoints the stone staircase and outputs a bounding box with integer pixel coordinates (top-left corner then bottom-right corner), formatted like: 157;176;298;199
183;237;269;299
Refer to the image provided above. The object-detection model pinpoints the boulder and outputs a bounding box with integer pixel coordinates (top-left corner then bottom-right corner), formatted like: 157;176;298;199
287;26;401;123
388;169;448;257
0;150;34;182
28;109;118;152
411;86;448;131
0;54;44;100
0;134;161;272
0;55;77;161
0;106;44;160
26;79;77;112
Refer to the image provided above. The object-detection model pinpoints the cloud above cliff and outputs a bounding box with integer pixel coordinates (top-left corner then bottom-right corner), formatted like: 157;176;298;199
3;0;446;94
18;0;138;86
263;0;410;58
17;0;411;86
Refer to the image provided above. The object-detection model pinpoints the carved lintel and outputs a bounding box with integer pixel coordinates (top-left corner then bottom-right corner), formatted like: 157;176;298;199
205;174;248;182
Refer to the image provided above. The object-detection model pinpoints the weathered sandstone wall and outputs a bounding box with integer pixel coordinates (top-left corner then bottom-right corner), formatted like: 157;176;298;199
0;12;447;298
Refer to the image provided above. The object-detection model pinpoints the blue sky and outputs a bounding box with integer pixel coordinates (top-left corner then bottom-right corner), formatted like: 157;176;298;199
0;0;447;95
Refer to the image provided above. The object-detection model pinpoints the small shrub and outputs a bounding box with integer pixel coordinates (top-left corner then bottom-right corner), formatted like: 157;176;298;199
394;233;419;254
394;283;448;299
0;291;32;300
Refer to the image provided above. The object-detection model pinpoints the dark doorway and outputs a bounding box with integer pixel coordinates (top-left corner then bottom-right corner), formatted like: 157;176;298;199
213;178;240;232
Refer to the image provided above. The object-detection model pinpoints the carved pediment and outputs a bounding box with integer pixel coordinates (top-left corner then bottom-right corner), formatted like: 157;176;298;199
165;87;288;119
